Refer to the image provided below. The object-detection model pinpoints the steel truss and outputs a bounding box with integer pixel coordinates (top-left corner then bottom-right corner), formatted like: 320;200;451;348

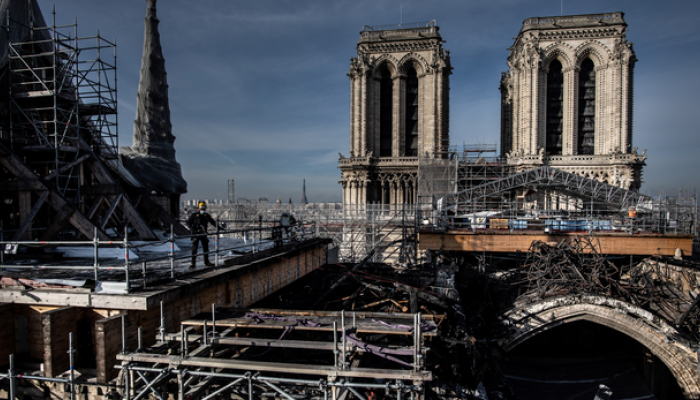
117;307;435;400
439;166;652;213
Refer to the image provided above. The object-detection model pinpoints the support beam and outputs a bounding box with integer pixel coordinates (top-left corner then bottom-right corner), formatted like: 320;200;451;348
82;184;122;195
99;193;124;230
87;195;105;220
0;142;110;241
43;154;90;181
82;147;157;240
17;191;32;240
418;231;694;256
13;190;49;241
0;180;45;191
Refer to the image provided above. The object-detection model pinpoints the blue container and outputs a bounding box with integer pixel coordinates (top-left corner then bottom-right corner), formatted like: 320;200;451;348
570;220;584;231
510;220;527;230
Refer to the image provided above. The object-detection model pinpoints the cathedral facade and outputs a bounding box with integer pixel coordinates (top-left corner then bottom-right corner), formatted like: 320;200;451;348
500;13;646;190
339;22;451;206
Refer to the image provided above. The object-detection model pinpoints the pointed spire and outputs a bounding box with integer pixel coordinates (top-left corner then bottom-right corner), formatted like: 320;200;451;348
131;0;174;158
120;0;187;194
300;178;309;204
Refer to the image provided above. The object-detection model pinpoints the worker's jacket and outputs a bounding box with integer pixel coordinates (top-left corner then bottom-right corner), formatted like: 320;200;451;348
187;211;216;235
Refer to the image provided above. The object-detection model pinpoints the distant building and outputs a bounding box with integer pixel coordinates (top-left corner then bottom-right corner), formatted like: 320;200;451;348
500;13;646;191
339;22;452;205
300;179;309;205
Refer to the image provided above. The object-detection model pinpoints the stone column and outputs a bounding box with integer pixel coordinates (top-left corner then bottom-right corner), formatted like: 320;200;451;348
380;181;385;205
394;74;405;157
595;65;607;154
562;66;577;155
360;181;366;205
413;179;418;204
342;181;348;206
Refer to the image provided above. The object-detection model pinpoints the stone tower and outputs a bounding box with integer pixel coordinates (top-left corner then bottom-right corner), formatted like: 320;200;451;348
500;13;645;190
339;22;451;206
120;0;187;195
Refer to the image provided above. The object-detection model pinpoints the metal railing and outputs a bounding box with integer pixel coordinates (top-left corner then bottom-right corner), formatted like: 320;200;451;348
362;20;436;31
419;198;696;236
0;220;318;293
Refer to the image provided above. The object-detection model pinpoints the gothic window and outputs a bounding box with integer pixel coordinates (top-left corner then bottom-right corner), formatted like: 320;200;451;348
404;67;419;156
577;58;596;155
379;69;393;157
545;60;563;155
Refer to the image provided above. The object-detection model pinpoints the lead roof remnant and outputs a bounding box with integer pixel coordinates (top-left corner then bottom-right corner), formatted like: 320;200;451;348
120;0;187;194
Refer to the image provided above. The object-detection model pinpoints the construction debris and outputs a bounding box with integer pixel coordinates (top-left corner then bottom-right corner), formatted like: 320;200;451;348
505;236;700;341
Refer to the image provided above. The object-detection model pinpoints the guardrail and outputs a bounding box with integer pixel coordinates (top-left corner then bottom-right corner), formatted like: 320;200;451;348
0;220;318;294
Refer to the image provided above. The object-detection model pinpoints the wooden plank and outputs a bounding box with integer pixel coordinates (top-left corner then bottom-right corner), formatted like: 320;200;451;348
0;180;45;191
13;190;49;241
43;154;91;181
0;289;149;310
99;193;123;230
418;231;694;256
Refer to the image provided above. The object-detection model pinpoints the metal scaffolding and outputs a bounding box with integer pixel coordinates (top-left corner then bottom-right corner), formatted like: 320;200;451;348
5;7;118;202
116;307;435;400
439;166;652;214
188;202;419;265
418;143;508;206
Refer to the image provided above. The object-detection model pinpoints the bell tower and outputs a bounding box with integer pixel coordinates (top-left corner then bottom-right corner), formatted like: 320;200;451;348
500;13;645;190
339;21;451;205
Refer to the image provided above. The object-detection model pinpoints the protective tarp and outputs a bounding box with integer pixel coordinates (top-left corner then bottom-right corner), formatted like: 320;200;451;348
119;0;187;194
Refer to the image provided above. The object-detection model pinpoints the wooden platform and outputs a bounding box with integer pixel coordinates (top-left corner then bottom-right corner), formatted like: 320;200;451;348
418;229;694;256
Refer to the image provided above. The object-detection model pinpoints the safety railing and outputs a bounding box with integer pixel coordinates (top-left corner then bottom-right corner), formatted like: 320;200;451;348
418;198;696;236
0;219;318;294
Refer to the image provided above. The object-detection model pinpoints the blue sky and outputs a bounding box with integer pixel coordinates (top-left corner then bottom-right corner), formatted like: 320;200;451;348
36;0;700;202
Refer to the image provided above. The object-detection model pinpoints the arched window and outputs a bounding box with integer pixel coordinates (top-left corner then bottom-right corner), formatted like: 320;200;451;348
404;67;419;156
578;58;595;155
545;60;564;155
379;68;393;157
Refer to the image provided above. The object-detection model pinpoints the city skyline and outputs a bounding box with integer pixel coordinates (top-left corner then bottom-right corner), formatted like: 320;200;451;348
36;0;700;202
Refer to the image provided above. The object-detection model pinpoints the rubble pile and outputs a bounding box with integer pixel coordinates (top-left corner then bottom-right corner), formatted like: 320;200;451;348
507;236;700;341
